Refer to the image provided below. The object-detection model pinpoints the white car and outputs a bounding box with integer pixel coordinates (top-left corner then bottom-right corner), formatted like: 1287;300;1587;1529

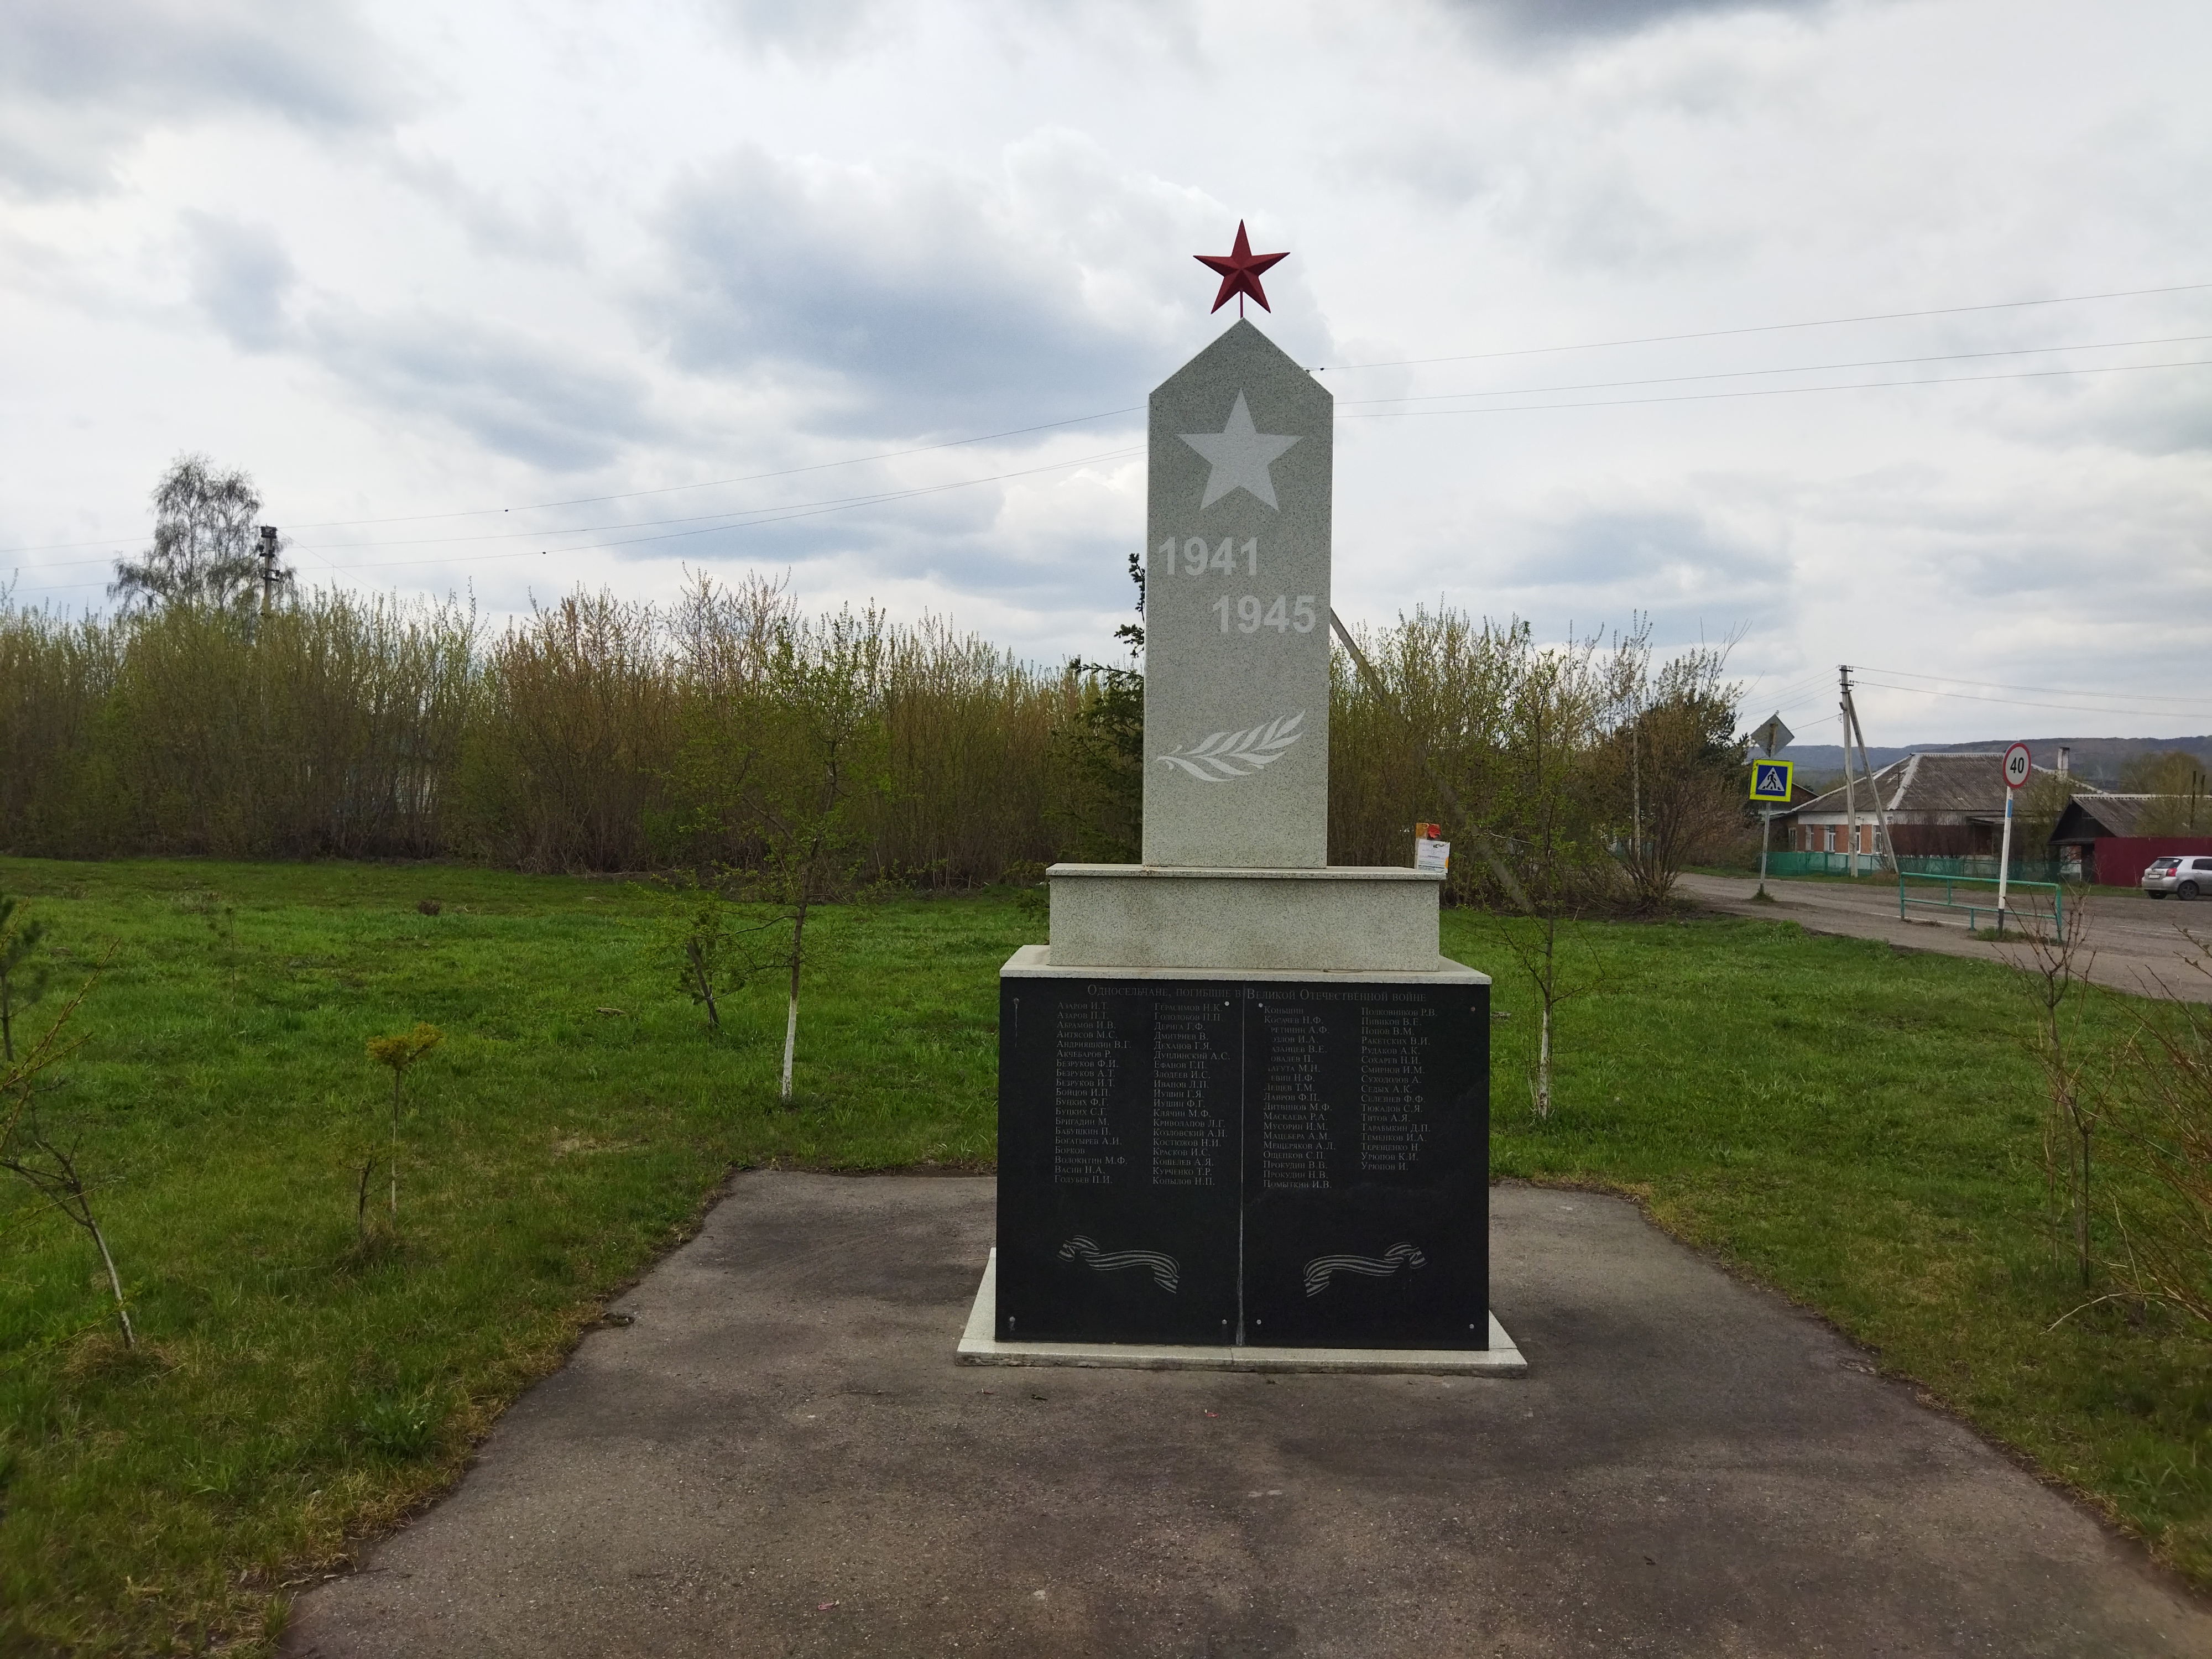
2144;855;2212;899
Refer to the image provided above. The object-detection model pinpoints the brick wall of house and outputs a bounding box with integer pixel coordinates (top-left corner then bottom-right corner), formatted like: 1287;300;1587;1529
1888;822;1984;858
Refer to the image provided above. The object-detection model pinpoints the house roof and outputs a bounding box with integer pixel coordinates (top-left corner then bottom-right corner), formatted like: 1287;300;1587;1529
1786;751;2065;819
2049;794;2162;842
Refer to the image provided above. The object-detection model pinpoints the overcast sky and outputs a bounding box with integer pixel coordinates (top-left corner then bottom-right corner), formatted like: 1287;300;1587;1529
2;0;2207;747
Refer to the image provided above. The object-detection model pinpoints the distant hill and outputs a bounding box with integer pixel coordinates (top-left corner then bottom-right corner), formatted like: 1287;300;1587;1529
1766;736;2212;790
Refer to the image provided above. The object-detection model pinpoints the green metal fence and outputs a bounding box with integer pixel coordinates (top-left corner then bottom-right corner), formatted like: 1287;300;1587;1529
1761;851;2072;882
1764;851;1859;877
1898;870;2063;936
1895;854;2070;883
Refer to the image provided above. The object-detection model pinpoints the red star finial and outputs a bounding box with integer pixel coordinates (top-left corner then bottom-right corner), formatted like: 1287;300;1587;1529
1194;220;1288;317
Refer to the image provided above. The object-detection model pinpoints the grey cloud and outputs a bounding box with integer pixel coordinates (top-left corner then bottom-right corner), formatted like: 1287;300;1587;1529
701;0;883;55
309;310;662;473
184;213;296;351
2003;367;2212;458
1902;514;2193;622
665;519;1131;620
1491;152;1702;272
383;154;584;265
0;0;404;196
588;461;1133;606
1799;463;2203;614
1444;0;1830;45
644;140;1203;437
1496;507;1788;644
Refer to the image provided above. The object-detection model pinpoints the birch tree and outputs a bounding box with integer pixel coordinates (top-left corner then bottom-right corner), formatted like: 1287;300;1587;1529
109;455;282;614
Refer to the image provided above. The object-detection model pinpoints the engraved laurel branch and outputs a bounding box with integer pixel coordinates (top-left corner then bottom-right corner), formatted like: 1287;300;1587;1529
1157;711;1305;782
1302;1241;1428;1298
1060;1235;1181;1294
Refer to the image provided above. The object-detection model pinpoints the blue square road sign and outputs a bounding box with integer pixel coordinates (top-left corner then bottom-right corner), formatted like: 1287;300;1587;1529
1750;760;1793;804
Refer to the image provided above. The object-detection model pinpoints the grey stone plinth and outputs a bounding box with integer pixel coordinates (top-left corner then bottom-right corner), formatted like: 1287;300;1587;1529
958;1249;1528;1376
1043;865;1459;974
1144;320;1333;870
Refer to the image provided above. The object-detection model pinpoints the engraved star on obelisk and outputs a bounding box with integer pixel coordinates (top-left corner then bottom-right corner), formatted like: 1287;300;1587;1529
1194;221;1288;315
1181;391;1301;510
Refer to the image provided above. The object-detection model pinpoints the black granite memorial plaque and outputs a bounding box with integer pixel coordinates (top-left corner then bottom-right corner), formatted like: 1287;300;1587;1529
994;982;1241;1343
1240;983;1488;1348
996;973;1488;1349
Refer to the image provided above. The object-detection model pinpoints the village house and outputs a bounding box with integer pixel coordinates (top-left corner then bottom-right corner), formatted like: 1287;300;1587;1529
1777;750;2058;860
2047;792;2212;885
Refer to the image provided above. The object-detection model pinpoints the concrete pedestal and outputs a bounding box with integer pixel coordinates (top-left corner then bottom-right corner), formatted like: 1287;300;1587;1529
1046;862;1445;972
958;1248;1528;1375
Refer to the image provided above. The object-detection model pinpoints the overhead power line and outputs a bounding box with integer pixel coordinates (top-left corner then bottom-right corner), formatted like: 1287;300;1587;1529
291;445;1141;555
11;349;2205;590
1311;280;2212;373
1849;665;2212;714
5;275;2203;560
9;445;1147;571
0;409;1145;556
1339;335;2212;408
1849;677;2212;722
6;447;1145;594
1340;357;2211;420
39;352;2212;580
319;446;1144;567
23;356;2204;576
284;407;1147;530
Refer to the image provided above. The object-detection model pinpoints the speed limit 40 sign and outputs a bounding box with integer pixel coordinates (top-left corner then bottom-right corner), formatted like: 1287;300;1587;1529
2002;743;2031;790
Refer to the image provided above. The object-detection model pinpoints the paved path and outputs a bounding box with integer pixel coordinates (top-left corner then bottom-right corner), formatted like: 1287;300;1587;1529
1679;873;2212;1004
287;1172;2209;1658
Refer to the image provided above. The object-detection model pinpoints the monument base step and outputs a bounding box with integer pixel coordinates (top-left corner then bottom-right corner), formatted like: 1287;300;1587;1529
955;1249;1528;1378
1046;862;1448;973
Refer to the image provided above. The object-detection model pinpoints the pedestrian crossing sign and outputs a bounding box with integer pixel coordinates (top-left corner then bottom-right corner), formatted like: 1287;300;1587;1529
1750;759;1793;804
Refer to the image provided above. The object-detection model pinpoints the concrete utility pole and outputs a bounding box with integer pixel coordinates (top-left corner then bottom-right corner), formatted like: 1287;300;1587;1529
1839;666;1860;876
1839;667;1895;873
257;525;281;616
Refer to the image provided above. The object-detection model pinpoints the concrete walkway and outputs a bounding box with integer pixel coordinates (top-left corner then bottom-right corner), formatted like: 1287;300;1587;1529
285;1172;2209;1657
1679;873;2212;1004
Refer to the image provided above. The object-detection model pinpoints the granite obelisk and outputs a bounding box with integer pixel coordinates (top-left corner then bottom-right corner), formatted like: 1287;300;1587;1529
1143;321;1332;869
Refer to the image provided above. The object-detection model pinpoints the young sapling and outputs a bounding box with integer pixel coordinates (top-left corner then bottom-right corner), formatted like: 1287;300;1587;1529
365;1024;443;1226
3;1125;133;1348
2;963;124;1344
0;889;51;1065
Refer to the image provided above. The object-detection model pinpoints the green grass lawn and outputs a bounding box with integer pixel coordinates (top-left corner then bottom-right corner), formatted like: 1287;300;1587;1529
0;856;2205;1654
1461;907;2212;1587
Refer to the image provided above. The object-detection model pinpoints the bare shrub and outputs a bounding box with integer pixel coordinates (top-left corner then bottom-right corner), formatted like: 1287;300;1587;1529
1596;620;1745;910
2103;930;2212;1322
2020;898;2103;1286
4;573;1745;905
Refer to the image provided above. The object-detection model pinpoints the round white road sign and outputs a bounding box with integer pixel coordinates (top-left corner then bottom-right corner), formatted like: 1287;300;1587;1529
2003;743;2032;790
